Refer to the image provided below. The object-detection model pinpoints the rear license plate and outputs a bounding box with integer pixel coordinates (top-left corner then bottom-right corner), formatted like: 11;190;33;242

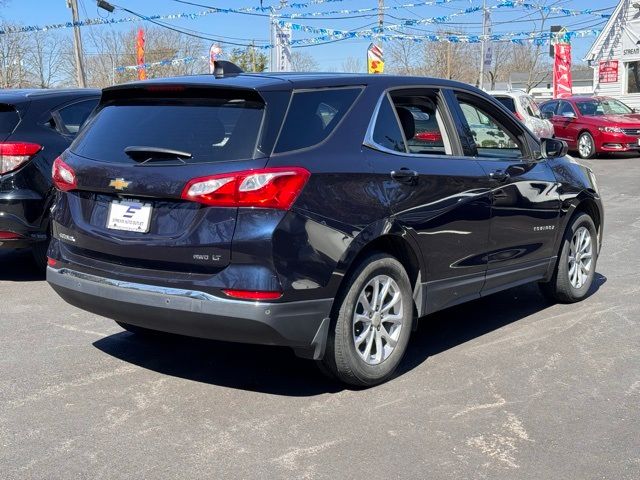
107;200;152;233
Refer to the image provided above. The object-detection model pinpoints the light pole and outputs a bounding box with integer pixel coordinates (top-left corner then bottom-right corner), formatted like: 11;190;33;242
67;0;87;87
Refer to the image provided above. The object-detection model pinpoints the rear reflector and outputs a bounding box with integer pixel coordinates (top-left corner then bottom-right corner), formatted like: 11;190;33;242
222;289;283;300
182;167;310;210
0;142;42;174
52;157;77;191
0;231;23;240
47;257;57;267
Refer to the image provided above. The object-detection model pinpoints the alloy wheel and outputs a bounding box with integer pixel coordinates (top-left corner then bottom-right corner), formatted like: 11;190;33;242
568;226;593;289
352;275;404;365
578;134;593;158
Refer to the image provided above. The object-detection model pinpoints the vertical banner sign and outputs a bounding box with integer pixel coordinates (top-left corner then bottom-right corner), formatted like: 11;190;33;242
483;9;493;71
274;23;292;71
553;43;572;99
209;44;222;74
598;60;619;84
367;43;384;74
136;28;146;80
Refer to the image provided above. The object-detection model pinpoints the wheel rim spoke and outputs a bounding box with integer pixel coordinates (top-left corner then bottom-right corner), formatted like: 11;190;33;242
567;226;594;289
353;274;404;365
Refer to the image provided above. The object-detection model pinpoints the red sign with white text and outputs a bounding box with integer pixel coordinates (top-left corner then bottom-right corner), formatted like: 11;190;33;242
136;28;146;81
598;60;619;84
553;43;573;98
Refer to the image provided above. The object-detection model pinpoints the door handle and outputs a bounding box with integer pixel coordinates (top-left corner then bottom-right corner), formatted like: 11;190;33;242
390;168;418;184
489;170;510;182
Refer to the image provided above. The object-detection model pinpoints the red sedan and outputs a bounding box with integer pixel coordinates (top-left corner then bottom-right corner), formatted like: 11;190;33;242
540;96;640;159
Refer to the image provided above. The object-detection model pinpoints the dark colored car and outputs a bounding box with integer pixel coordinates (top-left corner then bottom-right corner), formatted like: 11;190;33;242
0;89;99;267
46;73;603;386
540;96;640;159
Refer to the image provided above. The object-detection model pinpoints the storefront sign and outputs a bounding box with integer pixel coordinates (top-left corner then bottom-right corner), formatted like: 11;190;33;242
598;60;618;83
553;43;573;98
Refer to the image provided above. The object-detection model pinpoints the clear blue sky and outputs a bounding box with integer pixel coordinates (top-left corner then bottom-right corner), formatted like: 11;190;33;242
0;0;618;70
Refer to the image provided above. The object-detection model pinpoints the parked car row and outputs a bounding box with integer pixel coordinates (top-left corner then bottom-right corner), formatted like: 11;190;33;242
1;69;603;386
485;89;640;160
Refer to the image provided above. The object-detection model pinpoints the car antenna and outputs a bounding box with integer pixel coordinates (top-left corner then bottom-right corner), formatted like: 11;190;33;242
213;60;244;79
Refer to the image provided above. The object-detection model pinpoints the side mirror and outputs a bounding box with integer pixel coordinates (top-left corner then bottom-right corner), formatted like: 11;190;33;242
540;138;568;159
561;111;576;119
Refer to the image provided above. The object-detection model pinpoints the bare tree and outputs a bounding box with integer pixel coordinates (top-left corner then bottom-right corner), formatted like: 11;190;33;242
340;56;364;73
0;24;28;87
24;31;67;88
290;51;319;72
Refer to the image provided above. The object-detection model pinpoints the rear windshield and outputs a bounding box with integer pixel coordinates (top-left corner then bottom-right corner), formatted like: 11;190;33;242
0;104;20;136
274;87;362;153
71;96;265;163
494;96;516;113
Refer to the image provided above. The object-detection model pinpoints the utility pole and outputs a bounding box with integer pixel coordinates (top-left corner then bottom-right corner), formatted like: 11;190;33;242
478;0;493;89
377;0;384;46
67;0;87;87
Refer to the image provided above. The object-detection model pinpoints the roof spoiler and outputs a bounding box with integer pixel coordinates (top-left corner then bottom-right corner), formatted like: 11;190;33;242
213;60;244;78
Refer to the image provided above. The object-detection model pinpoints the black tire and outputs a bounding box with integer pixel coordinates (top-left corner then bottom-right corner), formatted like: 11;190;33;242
577;131;596;159
31;239;50;270
320;253;413;387
540;212;598;303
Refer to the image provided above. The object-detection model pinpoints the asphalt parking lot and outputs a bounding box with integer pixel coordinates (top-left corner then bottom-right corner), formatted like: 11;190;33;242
1;156;639;479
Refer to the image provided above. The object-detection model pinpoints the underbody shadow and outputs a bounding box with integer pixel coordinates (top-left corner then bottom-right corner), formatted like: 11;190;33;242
94;273;606;396
0;249;44;281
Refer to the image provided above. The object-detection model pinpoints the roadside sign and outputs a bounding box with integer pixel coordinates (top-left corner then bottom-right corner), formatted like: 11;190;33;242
367;43;384;74
599;60;619;84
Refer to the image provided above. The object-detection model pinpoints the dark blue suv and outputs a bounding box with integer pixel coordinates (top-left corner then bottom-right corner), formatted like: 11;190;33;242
46;72;603;386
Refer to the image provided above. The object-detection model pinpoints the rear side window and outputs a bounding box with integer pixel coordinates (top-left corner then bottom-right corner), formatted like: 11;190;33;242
57;99;98;135
495;96;516;113
71;96;265;164
372;95;406;153
274;88;361;153
0;104;20;136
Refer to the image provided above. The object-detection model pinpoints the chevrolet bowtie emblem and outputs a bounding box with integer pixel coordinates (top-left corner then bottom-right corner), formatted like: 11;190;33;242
109;178;131;190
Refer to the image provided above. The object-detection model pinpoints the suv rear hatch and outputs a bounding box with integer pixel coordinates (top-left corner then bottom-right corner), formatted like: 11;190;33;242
55;84;286;273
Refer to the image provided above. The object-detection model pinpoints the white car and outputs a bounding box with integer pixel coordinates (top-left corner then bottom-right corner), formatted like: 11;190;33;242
488;90;555;140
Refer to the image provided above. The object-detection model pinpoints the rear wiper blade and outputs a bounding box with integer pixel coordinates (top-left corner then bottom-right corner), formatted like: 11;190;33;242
124;146;192;163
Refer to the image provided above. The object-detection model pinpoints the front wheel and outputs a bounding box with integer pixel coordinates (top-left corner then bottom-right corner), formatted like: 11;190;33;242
320;253;414;387
577;132;596;159
540;212;598;303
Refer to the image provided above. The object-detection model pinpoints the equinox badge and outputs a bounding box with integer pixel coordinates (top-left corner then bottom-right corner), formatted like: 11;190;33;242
109;178;131;191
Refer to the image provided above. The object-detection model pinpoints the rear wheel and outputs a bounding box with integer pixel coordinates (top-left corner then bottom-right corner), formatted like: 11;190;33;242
320;253;413;387
577;132;596;159
540;212;598;303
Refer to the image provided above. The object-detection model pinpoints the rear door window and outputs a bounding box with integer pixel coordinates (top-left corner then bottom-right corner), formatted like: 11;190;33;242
71;94;265;164
274;87;362;153
372;95;406;153
0;104;20;138
56;99;99;135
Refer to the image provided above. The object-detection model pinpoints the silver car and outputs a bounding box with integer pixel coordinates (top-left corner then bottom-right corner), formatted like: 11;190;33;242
488;90;555;140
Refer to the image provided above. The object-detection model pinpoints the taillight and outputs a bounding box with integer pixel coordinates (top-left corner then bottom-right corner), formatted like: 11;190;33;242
181;167;310;209
0;142;42;174
47;257;58;267
222;289;283;300
0;231;23;240
52;157;77;192
514;112;524;121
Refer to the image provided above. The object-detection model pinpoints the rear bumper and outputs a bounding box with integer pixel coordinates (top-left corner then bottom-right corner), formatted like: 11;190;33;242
46;266;332;359
0;189;48;249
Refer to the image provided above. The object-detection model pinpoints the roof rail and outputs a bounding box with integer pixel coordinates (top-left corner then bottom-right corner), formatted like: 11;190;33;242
213;60;244;78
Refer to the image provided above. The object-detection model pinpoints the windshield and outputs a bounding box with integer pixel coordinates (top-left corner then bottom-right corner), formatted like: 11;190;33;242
575;98;633;116
0;104;20;137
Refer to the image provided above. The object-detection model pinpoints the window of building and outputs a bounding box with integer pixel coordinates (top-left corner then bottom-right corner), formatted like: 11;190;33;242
627;61;640;94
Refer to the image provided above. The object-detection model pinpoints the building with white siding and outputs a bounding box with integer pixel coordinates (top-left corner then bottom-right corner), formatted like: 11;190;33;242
585;0;640;108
